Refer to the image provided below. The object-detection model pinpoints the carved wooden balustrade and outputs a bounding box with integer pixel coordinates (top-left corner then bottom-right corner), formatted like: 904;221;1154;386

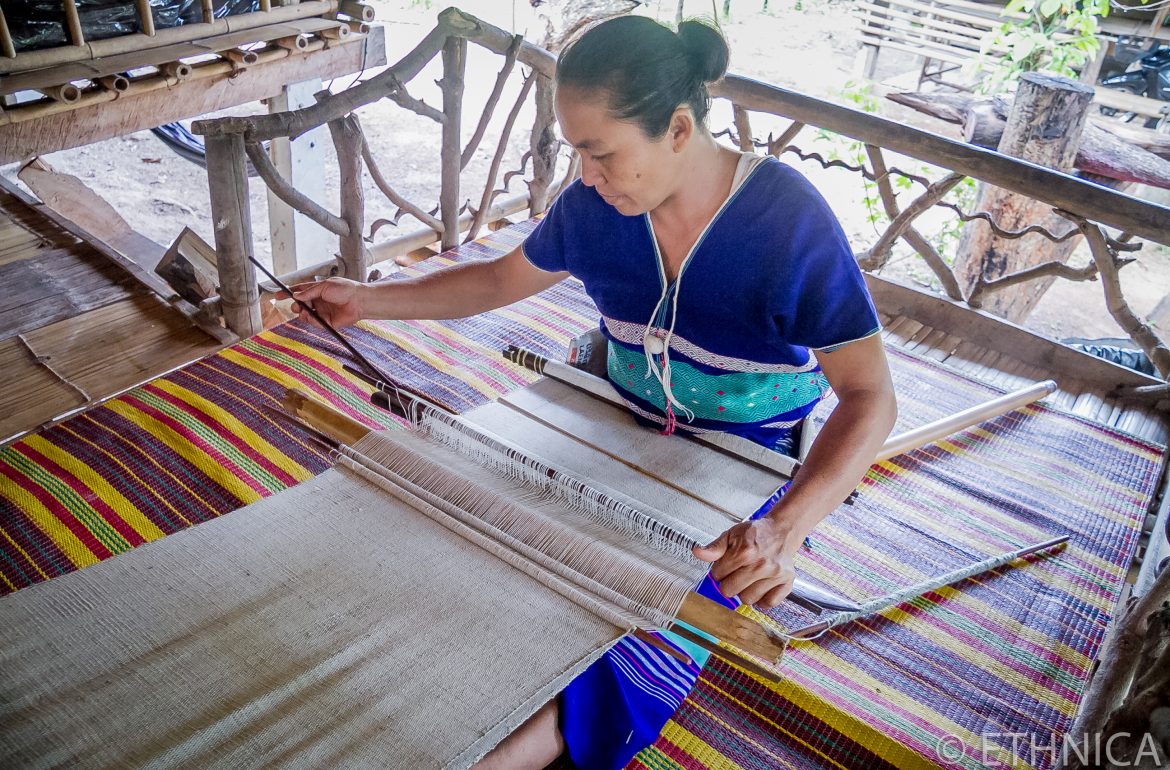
193;7;1170;390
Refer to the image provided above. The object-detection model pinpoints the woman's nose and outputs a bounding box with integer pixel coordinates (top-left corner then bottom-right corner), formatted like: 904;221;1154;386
579;157;604;188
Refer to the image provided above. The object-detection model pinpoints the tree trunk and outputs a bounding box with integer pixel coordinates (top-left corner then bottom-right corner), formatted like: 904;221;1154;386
954;74;1095;322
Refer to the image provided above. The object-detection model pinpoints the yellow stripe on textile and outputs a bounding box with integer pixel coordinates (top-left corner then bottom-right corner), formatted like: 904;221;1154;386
355;323;504;401
104;400;260;507
658;721;753;770
150;381;314;485
785;644;1040;770
23;435;167;544
0;474;96;570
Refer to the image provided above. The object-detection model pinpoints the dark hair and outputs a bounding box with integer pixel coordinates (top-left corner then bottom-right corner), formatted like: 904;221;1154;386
556;16;730;140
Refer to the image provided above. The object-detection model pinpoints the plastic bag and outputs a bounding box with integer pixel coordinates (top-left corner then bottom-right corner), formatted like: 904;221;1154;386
10;1;260;53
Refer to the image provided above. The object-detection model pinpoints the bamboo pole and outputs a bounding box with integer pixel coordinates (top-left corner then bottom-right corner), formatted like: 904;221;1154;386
5;41;326;125
439;35;466;251
339;1;376;22
876;379;1057;462
0;1;338;74
64;0;85;46
223;48;259;66
38;84;82;104
161;61;192;81
0;6;16;59
135;0;156;37
97;75;130;93
201;0;215;24
205;134;262;337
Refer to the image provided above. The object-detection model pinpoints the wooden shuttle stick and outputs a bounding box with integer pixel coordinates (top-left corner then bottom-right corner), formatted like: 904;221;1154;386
281;388;788;666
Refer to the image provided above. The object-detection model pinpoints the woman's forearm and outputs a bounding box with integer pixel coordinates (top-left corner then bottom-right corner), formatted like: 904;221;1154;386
356;246;567;322
766;388;897;546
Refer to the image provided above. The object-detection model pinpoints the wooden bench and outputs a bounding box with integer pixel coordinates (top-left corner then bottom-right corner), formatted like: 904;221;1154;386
856;0;1010;90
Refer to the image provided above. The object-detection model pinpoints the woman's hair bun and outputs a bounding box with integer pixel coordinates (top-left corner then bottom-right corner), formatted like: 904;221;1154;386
677;20;729;84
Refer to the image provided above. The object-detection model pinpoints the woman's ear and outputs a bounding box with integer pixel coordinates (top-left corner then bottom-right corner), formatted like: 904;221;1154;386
669;106;695;153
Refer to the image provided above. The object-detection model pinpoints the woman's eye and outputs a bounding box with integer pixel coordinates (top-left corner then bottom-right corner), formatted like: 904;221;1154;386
591;154;610;163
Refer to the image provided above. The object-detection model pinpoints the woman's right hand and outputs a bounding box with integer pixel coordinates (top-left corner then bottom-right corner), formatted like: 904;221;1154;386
281;277;366;328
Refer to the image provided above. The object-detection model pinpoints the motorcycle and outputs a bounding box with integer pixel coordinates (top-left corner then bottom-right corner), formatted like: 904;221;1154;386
1099;40;1170;131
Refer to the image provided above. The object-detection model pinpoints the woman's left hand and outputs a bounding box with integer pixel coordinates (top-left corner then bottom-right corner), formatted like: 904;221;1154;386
693;518;798;611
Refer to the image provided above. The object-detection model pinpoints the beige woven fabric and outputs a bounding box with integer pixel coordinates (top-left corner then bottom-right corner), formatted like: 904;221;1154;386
0;467;622;769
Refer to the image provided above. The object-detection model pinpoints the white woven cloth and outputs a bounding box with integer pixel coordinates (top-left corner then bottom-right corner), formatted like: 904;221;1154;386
0;467;622;769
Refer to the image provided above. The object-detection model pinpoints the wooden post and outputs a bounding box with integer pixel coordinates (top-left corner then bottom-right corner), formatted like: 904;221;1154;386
205;133;262;337
266;78;331;275
439;35;466;251
328;114;368;280
954;73;1096;321
528;75;559;215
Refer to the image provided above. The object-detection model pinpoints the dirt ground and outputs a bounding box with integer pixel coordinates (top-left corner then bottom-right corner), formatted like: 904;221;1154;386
5;0;1169;345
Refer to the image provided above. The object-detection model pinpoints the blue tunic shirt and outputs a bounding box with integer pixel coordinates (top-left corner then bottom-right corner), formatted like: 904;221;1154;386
522;156;880;449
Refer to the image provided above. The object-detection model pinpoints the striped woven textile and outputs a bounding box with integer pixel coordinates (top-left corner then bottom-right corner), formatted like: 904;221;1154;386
631;350;1164;770
0;220;1163;770
0;222;593;592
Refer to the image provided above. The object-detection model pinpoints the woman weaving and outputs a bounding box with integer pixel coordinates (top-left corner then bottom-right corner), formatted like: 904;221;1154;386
288;15;897;770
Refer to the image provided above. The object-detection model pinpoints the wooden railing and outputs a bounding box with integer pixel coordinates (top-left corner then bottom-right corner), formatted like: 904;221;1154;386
192;7;1170;384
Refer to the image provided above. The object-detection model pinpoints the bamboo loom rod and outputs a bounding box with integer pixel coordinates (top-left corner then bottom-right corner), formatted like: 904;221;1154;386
876;379;1057;461
280;387;788;664
135;0;156;37
64;0;85;47
0;1;338;74
787;536;1070;639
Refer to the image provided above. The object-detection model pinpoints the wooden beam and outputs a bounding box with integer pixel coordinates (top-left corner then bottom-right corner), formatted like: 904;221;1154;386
0;28;385;165
865;272;1163;391
713;75;1170;247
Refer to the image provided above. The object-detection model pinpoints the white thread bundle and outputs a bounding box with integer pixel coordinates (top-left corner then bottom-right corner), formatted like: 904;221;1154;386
347;411;712;630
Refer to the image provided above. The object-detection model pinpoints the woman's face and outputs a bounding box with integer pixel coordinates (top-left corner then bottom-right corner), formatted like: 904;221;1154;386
554;86;687;216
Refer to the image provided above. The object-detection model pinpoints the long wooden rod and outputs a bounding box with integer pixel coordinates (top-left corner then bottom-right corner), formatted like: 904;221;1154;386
281;387;788;664
877;379;1057;462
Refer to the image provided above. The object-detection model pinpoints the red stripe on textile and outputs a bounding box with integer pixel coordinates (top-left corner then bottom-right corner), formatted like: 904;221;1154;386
16;444;146;549
141;383;301;490
119;393;268;500
0;458;114;561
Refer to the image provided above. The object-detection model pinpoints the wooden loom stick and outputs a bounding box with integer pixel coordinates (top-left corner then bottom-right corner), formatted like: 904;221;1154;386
876;379;1057;462
281;387;788;664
